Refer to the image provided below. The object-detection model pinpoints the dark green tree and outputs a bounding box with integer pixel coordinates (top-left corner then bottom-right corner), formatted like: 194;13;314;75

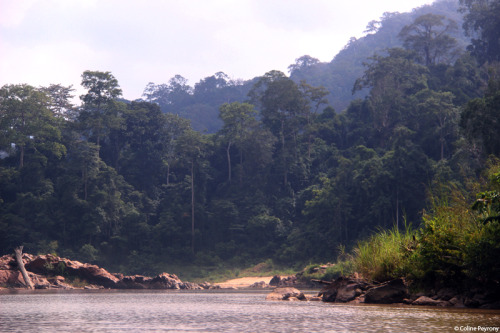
460;0;500;63
399;13;460;66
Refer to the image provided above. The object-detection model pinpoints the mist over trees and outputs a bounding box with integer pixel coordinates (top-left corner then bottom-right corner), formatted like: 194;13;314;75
1;0;499;276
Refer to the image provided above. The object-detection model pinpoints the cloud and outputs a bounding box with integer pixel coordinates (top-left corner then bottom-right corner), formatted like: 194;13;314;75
0;0;435;100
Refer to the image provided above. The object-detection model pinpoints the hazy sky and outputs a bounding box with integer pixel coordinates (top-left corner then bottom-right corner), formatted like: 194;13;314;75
1;0;434;100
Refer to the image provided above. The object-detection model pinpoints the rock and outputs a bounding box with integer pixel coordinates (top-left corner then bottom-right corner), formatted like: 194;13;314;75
268;275;299;287
412;296;444;306
48;276;73;289
249;281;267;288
198;281;221;289
480;301;500;309
364;278;409;304
448;296;464;307
0;254;17;270
269;275;281;286
0;269;25;287
464;293;489;308
436;288;456;301
30;273;51;289
25;255;119;288
181;282;203;290
320;276;373;303
149;272;202;290
266;287;306;301
150;272;182;289
116;275;152;289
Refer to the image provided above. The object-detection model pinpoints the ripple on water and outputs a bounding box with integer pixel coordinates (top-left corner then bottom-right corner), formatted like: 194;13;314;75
0;291;499;332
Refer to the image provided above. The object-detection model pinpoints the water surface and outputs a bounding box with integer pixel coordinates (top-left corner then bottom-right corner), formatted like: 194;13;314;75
0;290;499;332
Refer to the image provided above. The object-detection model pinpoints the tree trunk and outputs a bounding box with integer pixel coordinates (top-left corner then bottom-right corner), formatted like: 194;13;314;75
281;119;287;186
14;246;34;289
166;163;170;186
191;160;195;255
19;144;25;169
226;141;232;183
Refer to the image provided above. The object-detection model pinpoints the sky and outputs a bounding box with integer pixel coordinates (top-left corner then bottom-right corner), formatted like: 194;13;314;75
0;0;435;101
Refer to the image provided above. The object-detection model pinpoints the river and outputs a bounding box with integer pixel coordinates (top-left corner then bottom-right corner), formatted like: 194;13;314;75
0;290;499;332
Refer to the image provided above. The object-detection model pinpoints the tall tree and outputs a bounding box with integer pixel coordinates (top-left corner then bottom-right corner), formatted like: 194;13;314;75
399;13;460;66
176;127;206;254
41;84;75;119
460;0;500;64
249;71;307;187
353;48;429;146
79;71;122;152
218;102;257;183
0;84;65;169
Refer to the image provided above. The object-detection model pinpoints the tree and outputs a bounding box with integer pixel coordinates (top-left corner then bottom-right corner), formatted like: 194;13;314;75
460;77;500;157
288;55;320;76
414;89;460;160
80;71;122;108
79;71;122;151
249;71;307;187
218;102;257;183
163;113;191;186
460;0;500;64
41;84;75;119
353;48;429;146
399;13;460;66
0;84;65;169
176;127;206;254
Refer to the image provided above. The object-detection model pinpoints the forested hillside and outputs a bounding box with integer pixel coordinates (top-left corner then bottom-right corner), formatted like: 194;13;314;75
144;0;470;133
1;0;499;277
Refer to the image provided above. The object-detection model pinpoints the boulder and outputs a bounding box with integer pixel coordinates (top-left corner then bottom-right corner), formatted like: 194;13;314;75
0;269;25;287
30;273;51;289
150;272;182;289
364;278;409;304
320;276;373;303
269;275;298;287
116;275;152;289
249;281;267;288
266;287;306;301
269;275;281;286
412;296;447;306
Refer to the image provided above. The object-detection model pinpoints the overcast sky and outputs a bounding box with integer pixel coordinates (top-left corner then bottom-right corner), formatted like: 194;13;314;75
1;0;434;101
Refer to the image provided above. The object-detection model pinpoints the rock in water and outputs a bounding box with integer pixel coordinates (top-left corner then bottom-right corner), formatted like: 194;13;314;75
266;287;305;301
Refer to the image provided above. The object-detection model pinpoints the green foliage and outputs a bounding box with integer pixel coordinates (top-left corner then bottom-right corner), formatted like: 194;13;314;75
78;244;99;264
0;0;499;281
352;223;417;282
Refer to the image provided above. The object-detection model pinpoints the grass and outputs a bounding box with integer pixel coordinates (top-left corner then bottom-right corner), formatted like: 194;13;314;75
352;222;417;282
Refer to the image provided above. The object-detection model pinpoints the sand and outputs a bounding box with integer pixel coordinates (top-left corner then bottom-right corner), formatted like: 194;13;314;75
217;276;274;288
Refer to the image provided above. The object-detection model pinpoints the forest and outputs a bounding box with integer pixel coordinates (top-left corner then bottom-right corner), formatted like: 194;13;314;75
1;0;499;279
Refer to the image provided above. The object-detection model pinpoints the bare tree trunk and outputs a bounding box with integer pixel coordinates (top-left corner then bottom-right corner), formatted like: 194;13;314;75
14;246;34;289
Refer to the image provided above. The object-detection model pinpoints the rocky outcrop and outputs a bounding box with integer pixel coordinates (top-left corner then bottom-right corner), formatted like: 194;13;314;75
25;254;119;288
319;276;374;303
266;287;306;301
0;253;202;290
316;275;500;309
364;278;409;304
269;275;299;287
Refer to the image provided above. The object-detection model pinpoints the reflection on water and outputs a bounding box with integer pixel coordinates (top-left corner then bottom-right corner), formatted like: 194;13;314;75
0;290;499;332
